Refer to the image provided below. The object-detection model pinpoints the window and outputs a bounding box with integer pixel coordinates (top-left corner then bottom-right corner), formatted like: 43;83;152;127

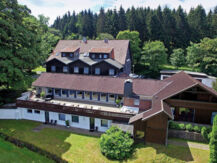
70;53;73;57
109;94;115;102
95;68;100;75
62;53;66;57
59;114;65;121
101;119;108;127
47;88;52;94
103;54;108;59
92;54;95;59
27;109;32;113
62;89;67;96
92;92;99;100
84;67;89;74
84;92;91;100
101;93;107;101
134;99;140;106
74;66;79;73
99;54;102;59
34;110;40;114
72;115;79;123
63;66;68;72
55;89;61;96
51;66;56;72
70;90;75;98
109;69;115;76
76;91;83;99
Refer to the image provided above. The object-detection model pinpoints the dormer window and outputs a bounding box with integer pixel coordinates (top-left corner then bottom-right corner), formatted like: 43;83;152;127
62;53;66;57
63;66;68;73
84;67;89;74
104;54;108;59
92;54;95;59
99;54;102;59
70;53;73;57
51;66;56;72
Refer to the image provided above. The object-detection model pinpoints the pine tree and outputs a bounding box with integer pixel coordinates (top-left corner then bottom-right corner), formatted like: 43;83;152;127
96;8;106;34
118;6;127;31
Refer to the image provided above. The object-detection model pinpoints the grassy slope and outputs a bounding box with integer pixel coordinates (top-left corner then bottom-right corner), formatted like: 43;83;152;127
0;120;209;163
160;64;199;72
0;137;54;163
32;66;46;73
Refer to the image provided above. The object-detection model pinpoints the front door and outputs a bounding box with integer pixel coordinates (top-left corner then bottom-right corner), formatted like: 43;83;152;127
90;118;95;131
45;111;49;123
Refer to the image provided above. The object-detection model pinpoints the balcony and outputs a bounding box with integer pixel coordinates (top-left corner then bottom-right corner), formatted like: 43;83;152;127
16;92;135;122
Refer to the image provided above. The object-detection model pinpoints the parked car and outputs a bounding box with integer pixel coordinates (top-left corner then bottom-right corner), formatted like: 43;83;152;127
44;94;54;101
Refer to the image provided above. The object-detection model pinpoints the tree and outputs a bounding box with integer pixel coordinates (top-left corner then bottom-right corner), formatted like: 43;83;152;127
118;6;127;31
96;8;106;34
142;41;167;74
0;0;44;90
116;30;141;67
186;38;217;76
65;33;79;40
209;115;217;163
100;126;134;160
170;48;185;67
96;33;114;40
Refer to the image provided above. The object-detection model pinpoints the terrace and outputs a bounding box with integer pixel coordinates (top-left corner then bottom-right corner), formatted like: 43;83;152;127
16;92;135;122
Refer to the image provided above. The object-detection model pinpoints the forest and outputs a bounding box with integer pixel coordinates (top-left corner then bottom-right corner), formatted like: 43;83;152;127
0;0;216;105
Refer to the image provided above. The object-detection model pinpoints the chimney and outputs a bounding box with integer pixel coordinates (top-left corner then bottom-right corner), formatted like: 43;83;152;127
82;37;87;43
124;79;133;97
104;38;108;43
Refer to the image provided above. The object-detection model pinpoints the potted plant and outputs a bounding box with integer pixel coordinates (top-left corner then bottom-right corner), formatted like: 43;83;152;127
65;120;70;128
115;99;121;107
40;91;46;99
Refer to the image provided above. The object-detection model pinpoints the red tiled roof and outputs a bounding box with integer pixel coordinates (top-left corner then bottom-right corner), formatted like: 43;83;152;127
60;47;79;53
129;71;217;123
32;73;169;96
48;40;130;65
89;47;113;53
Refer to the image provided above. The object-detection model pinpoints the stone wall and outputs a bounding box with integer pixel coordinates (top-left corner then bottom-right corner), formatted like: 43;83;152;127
168;129;205;142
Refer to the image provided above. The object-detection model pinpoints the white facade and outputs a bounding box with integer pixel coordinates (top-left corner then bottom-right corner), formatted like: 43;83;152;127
0;108;111;132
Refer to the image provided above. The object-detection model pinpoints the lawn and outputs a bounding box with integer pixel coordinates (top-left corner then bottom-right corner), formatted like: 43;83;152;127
32;66;46;73
0;120;209;163
0;137;54;163
160;64;199;72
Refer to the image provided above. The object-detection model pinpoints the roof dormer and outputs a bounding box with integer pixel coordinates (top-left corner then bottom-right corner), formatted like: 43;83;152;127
89;47;114;60
60;47;80;58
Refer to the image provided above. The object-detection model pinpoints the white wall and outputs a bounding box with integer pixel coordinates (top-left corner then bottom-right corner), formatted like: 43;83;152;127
1;108;111;132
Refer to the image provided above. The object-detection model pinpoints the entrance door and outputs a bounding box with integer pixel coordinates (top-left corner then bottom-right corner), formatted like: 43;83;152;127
45;111;49;123
90;118;95;131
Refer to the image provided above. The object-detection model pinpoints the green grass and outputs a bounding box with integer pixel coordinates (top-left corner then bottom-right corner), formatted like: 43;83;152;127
0;137;54;163
32;66;46;73
0;120;209;163
160;64;199;72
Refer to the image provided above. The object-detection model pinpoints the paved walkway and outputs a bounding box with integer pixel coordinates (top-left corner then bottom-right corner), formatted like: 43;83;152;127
32;124;103;137
168;139;209;150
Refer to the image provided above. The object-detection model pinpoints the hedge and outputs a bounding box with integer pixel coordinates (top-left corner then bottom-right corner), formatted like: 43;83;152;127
209;115;217;163
169;121;212;142
0;132;67;163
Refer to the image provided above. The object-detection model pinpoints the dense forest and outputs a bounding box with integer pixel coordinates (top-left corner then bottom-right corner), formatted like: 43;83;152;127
52;5;217;53
0;0;216;106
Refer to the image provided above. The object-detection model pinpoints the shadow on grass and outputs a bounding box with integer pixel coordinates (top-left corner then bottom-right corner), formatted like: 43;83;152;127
128;142;194;162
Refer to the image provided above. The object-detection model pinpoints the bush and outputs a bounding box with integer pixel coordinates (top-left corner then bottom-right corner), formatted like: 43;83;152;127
178;123;185;130
193;125;201;133
201;127;212;142
169;121;179;129
100;126;134;160
186;124;194;132
65;120;69;127
209;115;217;163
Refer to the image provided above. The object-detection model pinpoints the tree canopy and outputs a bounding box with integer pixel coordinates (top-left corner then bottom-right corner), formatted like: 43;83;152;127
170;48;186;67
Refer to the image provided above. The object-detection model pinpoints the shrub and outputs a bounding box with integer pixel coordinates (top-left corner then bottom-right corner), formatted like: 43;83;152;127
209;115;217;163
169;121;179;129
201;127;212;142
178;123;185;130
186;124;193;132
65;120;69;127
193;125;201;133
100;126;134;160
